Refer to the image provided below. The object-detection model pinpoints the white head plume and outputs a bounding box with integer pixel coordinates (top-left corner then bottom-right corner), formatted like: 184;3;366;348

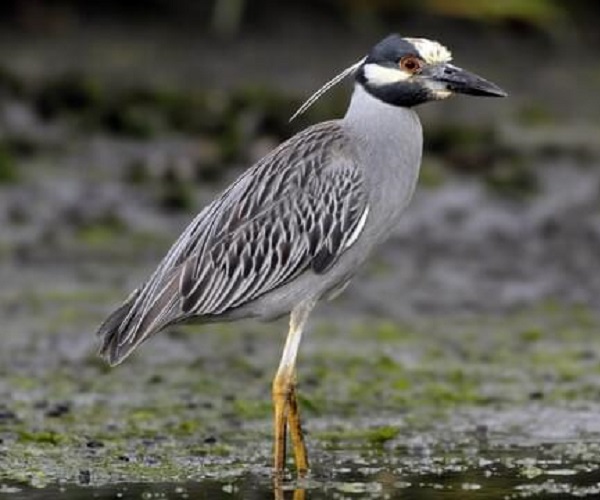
289;56;367;122
405;38;452;65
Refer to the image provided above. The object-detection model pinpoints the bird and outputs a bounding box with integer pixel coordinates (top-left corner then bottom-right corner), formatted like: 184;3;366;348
96;33;506;476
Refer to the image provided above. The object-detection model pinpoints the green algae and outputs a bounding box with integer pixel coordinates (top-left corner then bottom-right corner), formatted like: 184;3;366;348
315;425;400;448
2;299;600;489
0;144;19;183
17;430;69;446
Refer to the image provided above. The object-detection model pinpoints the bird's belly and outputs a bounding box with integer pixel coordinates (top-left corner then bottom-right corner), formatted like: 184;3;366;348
234;231;386;321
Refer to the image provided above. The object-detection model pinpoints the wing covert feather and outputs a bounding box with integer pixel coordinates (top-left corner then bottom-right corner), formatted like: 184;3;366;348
113;122;368;348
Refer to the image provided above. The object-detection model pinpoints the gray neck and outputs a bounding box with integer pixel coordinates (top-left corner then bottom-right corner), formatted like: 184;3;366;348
342;84;422;171
341;83;424;240
343;83;422;158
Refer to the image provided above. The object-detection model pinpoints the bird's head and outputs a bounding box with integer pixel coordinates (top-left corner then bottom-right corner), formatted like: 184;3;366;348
289;33;507;122
355;34;507;107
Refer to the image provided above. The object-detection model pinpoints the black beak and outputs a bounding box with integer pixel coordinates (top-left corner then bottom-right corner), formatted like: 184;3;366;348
426;63;507;98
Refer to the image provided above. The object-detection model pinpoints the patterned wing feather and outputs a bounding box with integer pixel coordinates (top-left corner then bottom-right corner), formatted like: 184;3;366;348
97;122;368;365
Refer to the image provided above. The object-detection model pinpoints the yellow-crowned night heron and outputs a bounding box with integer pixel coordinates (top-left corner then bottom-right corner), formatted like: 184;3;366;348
97;34;506;475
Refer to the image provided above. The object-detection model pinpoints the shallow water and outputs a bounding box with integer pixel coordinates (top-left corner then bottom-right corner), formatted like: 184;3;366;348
3;454;600;500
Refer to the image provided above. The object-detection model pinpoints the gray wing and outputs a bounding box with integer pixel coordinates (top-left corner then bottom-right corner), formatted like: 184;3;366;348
97;122;368;364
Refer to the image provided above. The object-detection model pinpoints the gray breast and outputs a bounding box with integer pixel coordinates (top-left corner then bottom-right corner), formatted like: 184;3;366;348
343;84;423;248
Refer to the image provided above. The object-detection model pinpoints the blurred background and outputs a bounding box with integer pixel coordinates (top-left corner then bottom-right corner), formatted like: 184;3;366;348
1;0;599;322
2;0;600;491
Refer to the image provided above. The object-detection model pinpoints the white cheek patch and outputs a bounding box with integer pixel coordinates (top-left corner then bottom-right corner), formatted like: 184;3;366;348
405;38;452;65
423;80;452;100
363;63;411;86
431;89;452;100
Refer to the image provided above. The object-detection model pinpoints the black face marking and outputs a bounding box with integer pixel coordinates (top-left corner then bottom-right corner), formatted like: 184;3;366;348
367;81;432;107
355;33;439;108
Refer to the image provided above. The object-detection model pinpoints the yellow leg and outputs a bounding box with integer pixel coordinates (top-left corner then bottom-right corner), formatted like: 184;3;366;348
287;380;308;475
272;301;314;476
272;370;290;474
273;476;284;500
273;477;306;500
293;488;306;500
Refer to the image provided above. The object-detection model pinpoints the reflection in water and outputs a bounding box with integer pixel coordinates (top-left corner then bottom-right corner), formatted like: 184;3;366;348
273;482;305;500
4;457;600;499
273;475;304;500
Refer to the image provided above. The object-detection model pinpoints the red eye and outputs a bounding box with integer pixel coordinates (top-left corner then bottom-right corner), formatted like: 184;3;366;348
399;56;422;73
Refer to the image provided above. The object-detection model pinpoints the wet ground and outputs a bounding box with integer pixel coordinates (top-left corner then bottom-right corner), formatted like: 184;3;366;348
5;453;600;499
3;285;600;498
2;18;600;500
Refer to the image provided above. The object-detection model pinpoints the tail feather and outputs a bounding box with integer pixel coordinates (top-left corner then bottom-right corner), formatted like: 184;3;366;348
96;275;182;366
97;300;138;366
